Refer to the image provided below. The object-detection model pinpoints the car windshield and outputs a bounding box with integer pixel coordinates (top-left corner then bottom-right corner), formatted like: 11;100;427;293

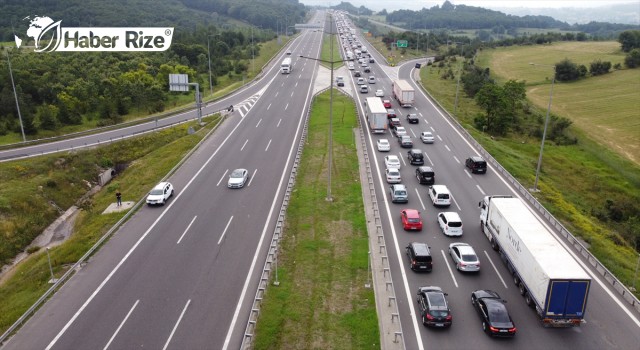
150;189;163;195
231;170;244;178
461;254;478;262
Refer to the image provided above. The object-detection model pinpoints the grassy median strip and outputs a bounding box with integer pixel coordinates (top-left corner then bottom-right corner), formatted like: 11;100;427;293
0;116;220;333
253;90;379;349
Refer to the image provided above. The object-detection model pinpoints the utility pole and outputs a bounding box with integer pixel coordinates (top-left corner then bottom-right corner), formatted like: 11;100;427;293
4;48;26;142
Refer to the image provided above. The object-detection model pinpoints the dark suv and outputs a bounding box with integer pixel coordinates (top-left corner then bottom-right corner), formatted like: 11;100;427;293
466;156;487;174
415;166;435;185
407;149;424;165
406;242;432;271
417;286;452;328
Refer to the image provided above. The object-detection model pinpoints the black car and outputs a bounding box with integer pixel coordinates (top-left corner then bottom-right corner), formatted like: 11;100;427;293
465;156;487;174
386;109;397;119
364;67;371;73
417;286;452;327
406;242;432;271
471;290;517;337
415;166;435;185
407;149;424;165
406;113;419;124
354;71;361;77
369;58;375;63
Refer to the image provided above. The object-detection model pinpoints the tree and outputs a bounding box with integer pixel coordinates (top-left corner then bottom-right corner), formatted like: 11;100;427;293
502;80;526;115
555;59;581;82
461;66;492;97
589;60;612;76
475;83;509;135
618;30;640;52
36;104;60;131
624;49;640;68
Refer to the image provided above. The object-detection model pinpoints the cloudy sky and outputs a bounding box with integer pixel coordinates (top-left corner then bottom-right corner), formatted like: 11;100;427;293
298;0;640;12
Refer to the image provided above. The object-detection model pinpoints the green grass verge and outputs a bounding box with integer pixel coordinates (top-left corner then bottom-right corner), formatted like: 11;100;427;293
320;33;344;69
252;90;379;349
420;49;640;296
0;115;220;332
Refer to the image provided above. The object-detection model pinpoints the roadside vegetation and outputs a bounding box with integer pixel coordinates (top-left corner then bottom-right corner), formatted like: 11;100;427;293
253;90;379;349
319;32;344;69
419;41;640;296
0;114;220;333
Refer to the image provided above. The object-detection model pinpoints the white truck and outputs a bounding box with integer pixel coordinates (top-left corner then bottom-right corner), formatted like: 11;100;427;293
392;79;415;107
280;57;292;74
479;196;591;327
365;97;387;134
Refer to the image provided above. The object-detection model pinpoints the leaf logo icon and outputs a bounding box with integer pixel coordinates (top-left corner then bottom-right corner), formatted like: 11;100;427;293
34;20;62;53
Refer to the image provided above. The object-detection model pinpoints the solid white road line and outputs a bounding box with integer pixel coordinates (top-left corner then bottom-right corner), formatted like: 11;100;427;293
415;188;426;211
176;216;197;244
216;169;229;187
442;250;459;288
162;299;191;350
103;299;139;350
484;250;509;289
217;216;234;245
240;139;248;151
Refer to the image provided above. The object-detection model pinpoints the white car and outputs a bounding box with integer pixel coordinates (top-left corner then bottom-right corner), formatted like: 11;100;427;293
146;182;174;206
375;89;384;97
438;212;463;236
377;138;391;152
393;126;407;137
449;242;480;272
228;168;249;188
420;131;435;144
385;168;402;183
384;155;401;169
368;76;376;84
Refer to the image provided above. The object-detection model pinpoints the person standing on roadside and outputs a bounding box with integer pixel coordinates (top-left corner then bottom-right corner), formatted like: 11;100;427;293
116;190;122;206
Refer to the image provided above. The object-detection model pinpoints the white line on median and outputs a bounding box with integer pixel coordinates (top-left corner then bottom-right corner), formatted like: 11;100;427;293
441;250;458;288
176;216;197;244
484;250;508;289
218;216;234;245
162;299;191;350
216;169;229;187
103;299;139;350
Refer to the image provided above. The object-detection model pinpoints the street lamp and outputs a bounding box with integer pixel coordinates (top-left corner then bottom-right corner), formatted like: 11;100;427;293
529;62;556;192
298;15;345;201
4;48;26;142
207;34;222;97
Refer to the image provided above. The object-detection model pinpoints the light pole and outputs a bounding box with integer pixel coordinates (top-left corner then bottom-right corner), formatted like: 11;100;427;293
46;247;57;283
298;14;344;201
207;34;222;97
4;48;26;142
529;62;556;192
453;41;468;114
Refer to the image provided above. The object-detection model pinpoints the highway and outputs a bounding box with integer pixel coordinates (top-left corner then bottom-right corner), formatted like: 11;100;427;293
335;13;640;350
2;12;328;350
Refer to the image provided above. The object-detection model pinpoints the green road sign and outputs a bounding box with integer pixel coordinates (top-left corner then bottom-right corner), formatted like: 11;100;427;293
397;40;408;48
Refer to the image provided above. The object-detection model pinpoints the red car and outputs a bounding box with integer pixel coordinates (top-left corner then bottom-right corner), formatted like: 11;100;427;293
401;209;423;231
383;99;392;108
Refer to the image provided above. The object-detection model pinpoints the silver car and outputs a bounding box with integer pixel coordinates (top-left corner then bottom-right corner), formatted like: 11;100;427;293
421;131;435;144
228;168;249;188
448;243;480;272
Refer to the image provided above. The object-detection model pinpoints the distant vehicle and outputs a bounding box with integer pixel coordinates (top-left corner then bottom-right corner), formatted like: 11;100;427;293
401;209;423;231
428;185;451;207
471;290;516;337
363;67;371;73
415;166;435;185
407;149;424;165
369;57;375;63
228;168;249;188
448;243;480;272
420;131;435;144
392;79;415;107
384;155;401;169
357;77;365;85
388;118;401;128
406;113;419;124
417;286;452;328
392;126;407;137
281;57;292;74
146;182;174;206
383;100;392;108
366;97;388;134
348;62;354;70
437;212;463;236
389;184;408;203
359;85;368;93
377;138;391;152
286;49;292;55
336;76;345;87
386;108;397;118
398;135;413;148
368;76;376;84
385;168;402;183
406;242;432;270
354;71;361;77
375;89;384;97
466;156;487;174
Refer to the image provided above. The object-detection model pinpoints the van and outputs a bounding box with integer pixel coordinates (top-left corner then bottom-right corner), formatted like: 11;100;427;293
415;166;435;185
437;212;463;237
465;156;487;174
406;242;432;272
428;185;451;207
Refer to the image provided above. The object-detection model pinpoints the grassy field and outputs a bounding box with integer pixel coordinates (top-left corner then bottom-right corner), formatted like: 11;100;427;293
0;115;220;333
482;41;640;164
420;46;640;295
253;90;379;349
320;33;344;70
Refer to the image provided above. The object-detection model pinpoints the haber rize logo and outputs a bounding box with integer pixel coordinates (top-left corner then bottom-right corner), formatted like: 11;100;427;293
15;15;173;52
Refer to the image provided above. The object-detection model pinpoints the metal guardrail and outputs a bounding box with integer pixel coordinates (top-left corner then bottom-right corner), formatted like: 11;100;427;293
413;73;640;314
0;113;229;346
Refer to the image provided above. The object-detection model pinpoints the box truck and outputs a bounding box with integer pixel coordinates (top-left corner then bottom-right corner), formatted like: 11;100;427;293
392;79;415;107
479;195;591;327
281;57;292;74
365;97;387;134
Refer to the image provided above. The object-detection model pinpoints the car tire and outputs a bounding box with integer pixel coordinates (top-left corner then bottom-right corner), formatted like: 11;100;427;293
519;282;527;296
524;292;534;307
471;296;475;306
422;315;428;326
513;275;520;286
482;321;487;333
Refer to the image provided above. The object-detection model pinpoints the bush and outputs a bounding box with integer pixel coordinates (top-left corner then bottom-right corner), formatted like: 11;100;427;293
589;60;612;76
624;49;640;68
